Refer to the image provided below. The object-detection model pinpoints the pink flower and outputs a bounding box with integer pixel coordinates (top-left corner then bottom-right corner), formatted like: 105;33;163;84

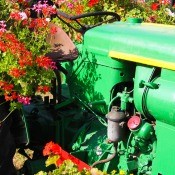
67;2;74;9
0;21;6;32
32;1;46;13
18;95;31;105
19;12;28;20
32;0;56;16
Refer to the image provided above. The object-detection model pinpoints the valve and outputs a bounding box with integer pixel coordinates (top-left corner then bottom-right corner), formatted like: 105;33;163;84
117;87;133;111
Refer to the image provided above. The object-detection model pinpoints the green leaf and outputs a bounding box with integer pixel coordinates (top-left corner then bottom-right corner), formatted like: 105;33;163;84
45;155;60;167
35;171;47;175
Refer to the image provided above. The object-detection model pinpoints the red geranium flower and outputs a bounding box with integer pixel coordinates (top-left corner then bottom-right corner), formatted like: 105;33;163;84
3;83;14;92
151;3;160;11
37;85;51;93
0;41;7;52
29;18;49;29
43;141;90;171
88;0;99;7
50;26;57;34
9;68;26;78
4;92;18;101
43;141;62;156
75;4;84;15
36;56;57;69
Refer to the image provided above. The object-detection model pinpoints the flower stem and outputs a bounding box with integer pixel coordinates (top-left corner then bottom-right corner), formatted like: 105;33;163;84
0;109;15;125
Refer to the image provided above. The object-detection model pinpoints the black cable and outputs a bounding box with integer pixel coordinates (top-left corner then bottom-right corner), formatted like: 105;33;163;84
141;67;160;120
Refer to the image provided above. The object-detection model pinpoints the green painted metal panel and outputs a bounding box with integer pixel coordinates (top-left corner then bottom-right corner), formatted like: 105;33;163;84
65;42;135;114
152;121;175;175
134;65;175;126
84;21;175;63
146;69;175;125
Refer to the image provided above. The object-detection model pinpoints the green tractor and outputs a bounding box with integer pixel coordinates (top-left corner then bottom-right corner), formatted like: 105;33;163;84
20;10;175;175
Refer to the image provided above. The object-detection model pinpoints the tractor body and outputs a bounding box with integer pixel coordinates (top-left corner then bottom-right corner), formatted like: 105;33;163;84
22;19;175;175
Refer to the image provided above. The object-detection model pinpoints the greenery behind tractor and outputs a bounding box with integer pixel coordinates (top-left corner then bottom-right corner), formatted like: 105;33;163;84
1;0;175;175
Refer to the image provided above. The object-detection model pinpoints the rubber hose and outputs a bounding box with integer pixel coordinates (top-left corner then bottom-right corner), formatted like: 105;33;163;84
91;143;117;168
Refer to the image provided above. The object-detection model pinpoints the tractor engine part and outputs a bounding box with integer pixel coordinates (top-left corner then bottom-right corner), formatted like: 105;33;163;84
127;115;154;141
127;115;155;152
106;106;126;143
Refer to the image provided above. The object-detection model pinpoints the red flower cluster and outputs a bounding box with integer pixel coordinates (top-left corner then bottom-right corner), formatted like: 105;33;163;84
29;18;49;29
43;141;90;171
0;33;33;67
0;0;58;107
151;3;160;11
0;81;14;92
10;12;23;21
50;26;57;35
18;52;33;67
36;55;57;70
9;68;26;78
75;4;84;15
4;92;18;101
0;40;6;52
42;6;57;17
37;85;50;93
88;0;99;7
0;81;17;101
0;81;19;102
151;0;170;11
43;141;61;156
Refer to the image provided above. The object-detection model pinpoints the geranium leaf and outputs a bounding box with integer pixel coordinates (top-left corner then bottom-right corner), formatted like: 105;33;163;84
45;155;60;167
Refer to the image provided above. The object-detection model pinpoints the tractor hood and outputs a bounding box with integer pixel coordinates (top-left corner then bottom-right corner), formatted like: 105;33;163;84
83;20;175;70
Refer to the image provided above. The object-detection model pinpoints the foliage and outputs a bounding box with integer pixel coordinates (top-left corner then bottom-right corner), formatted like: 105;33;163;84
0;0;57;112
2;0;175;173
52;0;119;42
35;141;130;175
52;0;175;42
122;0;175;24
